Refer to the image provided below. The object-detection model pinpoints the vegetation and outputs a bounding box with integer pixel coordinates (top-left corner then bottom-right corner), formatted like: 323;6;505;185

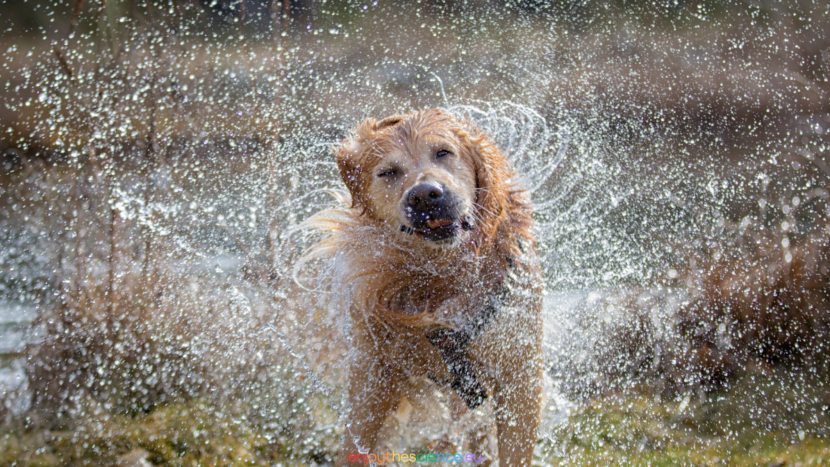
2;369;829;466
560;216;830;398
1;399;334;466
544;369;830;467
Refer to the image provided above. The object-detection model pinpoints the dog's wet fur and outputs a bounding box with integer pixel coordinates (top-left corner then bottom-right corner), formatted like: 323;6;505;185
302;109;544;466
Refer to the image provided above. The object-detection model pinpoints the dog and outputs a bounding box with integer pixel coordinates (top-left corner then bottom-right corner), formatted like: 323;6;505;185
301;109;543;466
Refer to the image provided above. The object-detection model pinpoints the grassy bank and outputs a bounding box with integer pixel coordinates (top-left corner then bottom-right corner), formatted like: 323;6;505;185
544;369;830;467
1;369;828;466
1;399;331;466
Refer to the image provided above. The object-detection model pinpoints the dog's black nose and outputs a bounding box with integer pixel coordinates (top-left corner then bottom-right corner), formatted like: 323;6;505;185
408;181;444;209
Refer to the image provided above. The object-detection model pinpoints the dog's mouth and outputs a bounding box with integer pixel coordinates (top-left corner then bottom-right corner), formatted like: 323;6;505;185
427;218;454;230
400;216;474;242
418;217;459;241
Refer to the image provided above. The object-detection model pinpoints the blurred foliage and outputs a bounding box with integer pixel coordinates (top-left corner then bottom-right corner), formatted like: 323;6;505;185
552;215;830;400
0;0;816;37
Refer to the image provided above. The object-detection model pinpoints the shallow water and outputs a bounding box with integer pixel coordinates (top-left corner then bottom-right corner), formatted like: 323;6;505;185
0;300;36;414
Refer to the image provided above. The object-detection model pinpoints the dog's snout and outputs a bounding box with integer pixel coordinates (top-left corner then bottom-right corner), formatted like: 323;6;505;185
403;179;464;238
408;181;445;208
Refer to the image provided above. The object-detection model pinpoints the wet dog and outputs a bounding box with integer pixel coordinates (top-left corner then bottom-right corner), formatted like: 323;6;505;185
302;109;543;466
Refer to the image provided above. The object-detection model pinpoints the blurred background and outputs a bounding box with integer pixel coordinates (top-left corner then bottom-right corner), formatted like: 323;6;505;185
1;1;829;465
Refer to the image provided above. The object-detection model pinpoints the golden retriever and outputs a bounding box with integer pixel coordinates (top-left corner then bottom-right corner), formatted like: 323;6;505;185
302;109;543;466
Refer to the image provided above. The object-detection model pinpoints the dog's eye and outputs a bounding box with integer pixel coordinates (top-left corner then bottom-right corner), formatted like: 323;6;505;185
377;168;397;178
435;149;451;159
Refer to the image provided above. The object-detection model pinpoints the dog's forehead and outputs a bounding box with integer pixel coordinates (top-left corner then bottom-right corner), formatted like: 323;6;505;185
370;125;457;161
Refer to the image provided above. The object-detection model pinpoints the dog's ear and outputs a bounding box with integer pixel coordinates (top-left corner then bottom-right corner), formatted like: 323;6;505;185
375;115;404;130
335;141;366;209
335;116;381;209
460;125;511;237
336;115;407;209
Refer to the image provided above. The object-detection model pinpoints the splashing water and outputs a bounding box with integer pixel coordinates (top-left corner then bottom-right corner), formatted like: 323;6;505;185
1;1;829;465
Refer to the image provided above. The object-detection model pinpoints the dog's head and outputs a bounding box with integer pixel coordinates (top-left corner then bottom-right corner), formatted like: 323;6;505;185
335;109;510;246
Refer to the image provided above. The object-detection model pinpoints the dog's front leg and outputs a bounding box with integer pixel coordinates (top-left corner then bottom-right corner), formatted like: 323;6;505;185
470;302;544;466
336;356;403;467
494;365;543;466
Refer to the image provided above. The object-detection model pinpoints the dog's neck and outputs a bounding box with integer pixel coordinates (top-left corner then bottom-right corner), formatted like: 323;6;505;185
333;212;518;327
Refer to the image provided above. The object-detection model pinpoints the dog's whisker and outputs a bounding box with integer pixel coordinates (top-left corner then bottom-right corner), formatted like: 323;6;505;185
472;202;497;222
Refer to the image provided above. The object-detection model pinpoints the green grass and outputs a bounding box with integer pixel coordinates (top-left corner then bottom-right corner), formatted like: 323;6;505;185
0;399;330;467
540;371;830;466
2;370;828;466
